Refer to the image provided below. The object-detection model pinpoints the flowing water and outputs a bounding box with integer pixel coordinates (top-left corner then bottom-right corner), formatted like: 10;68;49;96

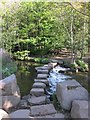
47;65;88;95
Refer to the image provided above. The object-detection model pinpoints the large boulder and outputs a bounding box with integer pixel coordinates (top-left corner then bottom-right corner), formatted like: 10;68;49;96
71;100;88;118
56;80;88;110
0;109;10;119
0;74;21;111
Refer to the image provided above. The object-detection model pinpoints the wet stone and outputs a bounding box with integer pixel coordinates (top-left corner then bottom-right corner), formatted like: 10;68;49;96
30;88;44;97
37;74;48;79
30;104;57;116
34;79;49;85
28;96;46;105
32;82;46;88
35;66;51;71
37;69;49;74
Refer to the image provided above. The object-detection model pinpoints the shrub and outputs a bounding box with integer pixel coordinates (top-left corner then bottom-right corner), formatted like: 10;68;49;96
76;60;88;72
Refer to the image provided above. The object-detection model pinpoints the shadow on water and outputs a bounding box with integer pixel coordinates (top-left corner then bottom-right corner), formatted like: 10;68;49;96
15;60;42;97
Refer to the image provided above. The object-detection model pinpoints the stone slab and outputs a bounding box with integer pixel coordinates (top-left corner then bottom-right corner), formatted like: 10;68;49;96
56;80;88;110
36;113;65;118
30;104;57;116
37;69;49;74
71;100;88;118
34;79;49;85
35;66;51;71
30;88;44;97
28;96;46;105
37;74;48;79
9;109;30;118
32;82;46;88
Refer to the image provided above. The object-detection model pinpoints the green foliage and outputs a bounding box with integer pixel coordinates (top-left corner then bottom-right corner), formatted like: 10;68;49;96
34;58;49;64
76;60;88;71
51;93;61;111
2;62;17;78
70;62;78;69
1;2;89;58
13;50;30;60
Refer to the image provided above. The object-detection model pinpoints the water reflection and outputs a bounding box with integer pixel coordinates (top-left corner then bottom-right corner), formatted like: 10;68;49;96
15;61;41;96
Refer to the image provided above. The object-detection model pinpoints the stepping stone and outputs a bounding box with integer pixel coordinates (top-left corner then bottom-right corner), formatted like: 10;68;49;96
35;66;51;71
37;74;48;79
30;104;57;116
36;113;65;118
9;109;30;118
32;82;46;88
28;96;46;105
30;88;44;97
34;79;49;85
37;69;49;74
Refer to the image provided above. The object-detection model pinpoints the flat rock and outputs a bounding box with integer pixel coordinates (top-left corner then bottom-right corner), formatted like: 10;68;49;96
28;96;46;105
34;79;49;85
37;69;49;74
30;88;44;97
9;109;30;118
32;82;46;88
35;66;51;71
30;104;57;116
36;113;65;118
71;100;88;118
37;74;48;79
56;80;88;110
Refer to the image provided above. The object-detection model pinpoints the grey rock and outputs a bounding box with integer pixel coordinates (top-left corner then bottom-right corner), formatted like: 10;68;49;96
56;80;88;110
19;100;29;109
37;69;49;74
9;109;30;118
71;100;88;118
37;74;48;79
34;79;49;85
30;88;44;97
28;96;46;105
37;113;65;118
0;74;21;111
0;95;20;111
0;74;19;95
32;82;46;88
30;104;57;116
35;66;51;71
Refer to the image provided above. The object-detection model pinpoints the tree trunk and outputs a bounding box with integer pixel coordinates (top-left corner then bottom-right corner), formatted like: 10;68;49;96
71;9;75;63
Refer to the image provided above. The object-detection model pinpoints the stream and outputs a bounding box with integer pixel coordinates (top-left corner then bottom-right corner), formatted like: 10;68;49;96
15;61;88;96
47;65;88;95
